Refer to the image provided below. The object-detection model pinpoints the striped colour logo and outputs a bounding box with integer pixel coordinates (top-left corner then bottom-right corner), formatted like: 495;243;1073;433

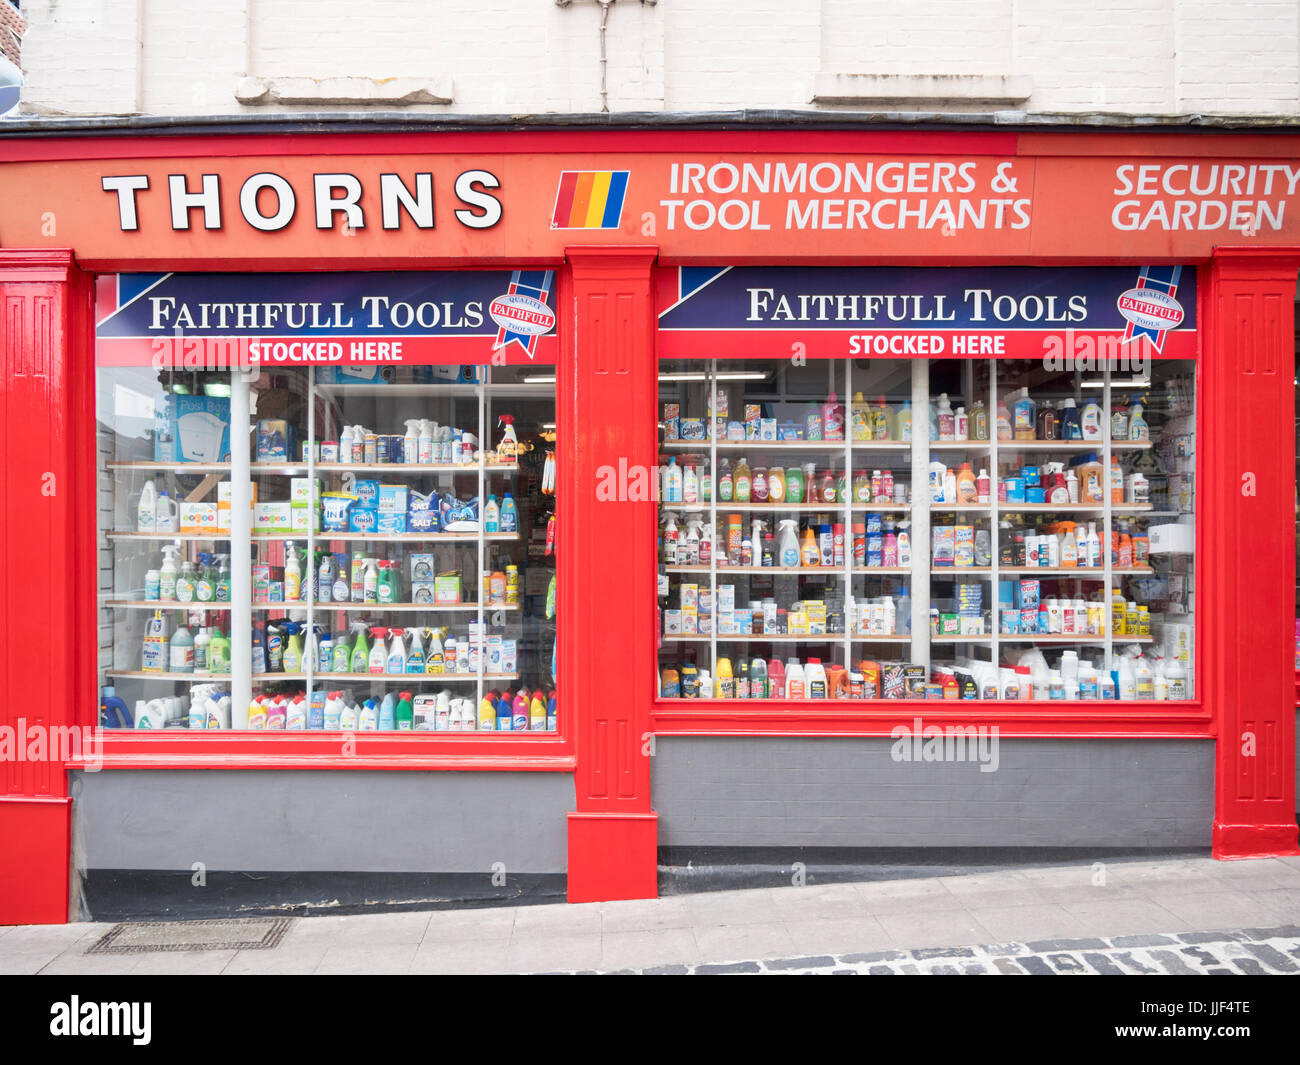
550;170;630;229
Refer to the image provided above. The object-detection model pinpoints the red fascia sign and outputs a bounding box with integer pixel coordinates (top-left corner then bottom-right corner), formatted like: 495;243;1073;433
2;135;1300;265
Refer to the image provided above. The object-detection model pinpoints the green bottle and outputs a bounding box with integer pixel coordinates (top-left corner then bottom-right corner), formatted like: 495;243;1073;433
350;630;369;674
394;692;413;731
785;465;804;503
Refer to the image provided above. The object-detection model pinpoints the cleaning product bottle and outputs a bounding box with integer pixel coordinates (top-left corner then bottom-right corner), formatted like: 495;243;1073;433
683;462;699;504
936;393;954;439
1081;397;1103;440
404;420;421;465
823;392;843;440
407;629;425;673
154;489;177;533
285;541;302;601
500;493;519;533
497;692;512;731
512;690;529;731
350;628;370;673
363;558;380;602
894;403;915;444
1128;397;1149;441
378;692;396;730
800;525;820;567
969;399;989;441
332;634;351;673
359;698;379;731
137;479;158;532
386;628;407;674
159;543;181;600
804;658;827;698
733;456;752;502
662;457;682;503
776;519;801;568
1059;397;1082;440
1013;388;1037;441
786;659;806;698
851;391;871;441
955;462;977;503
995;396;1012;441
485;494;500;532
1037;400;1059;440
1111;397;1129;441
804;400;823;441
498;414;519;461
716;657;735;698
530;690;547;730
784;463;803;503
954;405;969;441
872;395;892;440
176;559;197;603
1110;455;1123;503
479;693;497;730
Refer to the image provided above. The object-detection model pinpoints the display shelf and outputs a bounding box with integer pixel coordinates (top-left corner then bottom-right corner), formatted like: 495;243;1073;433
998;567;1154;576
107;531;520;543
106;670;521;682
103;600;519;613
662;440;895;452
694;501;851;513
929;504;992;512
929;441;991;451
996;439;1152;452
663;634;843;643
296;462;519;474
996;503;1154;514
930;635;993;643
998;634;1153;644
849;503;912;512
665;565;849;575
107;531;231;541
931;567;993;575
106;461;230;474
314;382;552;399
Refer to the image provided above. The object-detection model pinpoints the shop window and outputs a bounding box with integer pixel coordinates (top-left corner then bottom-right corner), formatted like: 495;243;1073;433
655;266;1196;704
95;272;558;732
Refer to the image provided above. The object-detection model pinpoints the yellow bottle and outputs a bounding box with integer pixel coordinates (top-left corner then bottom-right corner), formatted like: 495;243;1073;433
871;394;892;441
478;695;496;730
716;656;735;699
851;391;872;442
733;456;752;502
1111;590;1126;636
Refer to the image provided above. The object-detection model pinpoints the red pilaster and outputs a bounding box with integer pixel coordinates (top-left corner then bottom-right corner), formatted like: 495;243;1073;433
0;251;93;923
1205;248;1300;859
561;247;660;902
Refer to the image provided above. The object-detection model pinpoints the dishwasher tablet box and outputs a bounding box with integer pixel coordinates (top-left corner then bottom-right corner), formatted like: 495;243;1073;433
1149;522;1194;554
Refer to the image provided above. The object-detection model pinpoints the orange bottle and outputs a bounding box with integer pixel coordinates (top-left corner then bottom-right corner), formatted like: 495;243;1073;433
857;659;881;698
827;665;850;700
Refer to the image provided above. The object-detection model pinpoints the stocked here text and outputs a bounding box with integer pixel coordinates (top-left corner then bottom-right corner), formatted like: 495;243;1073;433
147;336;404;364
848;334;1005;355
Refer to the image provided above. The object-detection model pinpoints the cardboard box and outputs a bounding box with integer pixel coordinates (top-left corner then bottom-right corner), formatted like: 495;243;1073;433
353;479;380;509
664;609;683;634
1149;522;1194;554
290;478;320;505
253;501;292;534
348;507;379;534
378;484;408;513
376;511;407;535
932;526;955;567
434;574;461;604
180;502;218;534
411;581;437;604
255;418;294;461
155;394;232;463
409;553;437;582
663;403;680;441
290;504;319;533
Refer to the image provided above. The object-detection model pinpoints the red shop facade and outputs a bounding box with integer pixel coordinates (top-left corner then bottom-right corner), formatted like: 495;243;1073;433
0;123;1297;924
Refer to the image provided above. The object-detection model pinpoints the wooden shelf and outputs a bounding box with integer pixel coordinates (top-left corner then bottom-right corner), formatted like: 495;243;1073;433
106;670;520;683
107;531;520;543
996;439;1152;451
998;567;1154;576
104;600;519;613
997;503;1154;513
106;460;518;475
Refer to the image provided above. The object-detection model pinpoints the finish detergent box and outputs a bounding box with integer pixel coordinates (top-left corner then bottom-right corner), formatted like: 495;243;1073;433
155;394;231;463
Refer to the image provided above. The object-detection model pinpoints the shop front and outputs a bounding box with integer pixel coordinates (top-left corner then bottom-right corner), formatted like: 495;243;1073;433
0;126;1297;923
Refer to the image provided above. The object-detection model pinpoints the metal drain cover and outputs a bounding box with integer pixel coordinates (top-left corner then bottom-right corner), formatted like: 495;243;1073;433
87;917;293;954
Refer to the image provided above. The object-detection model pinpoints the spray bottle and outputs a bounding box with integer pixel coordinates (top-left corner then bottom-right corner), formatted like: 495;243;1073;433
404;420;421;465
777;519;800;568
498;415;519;462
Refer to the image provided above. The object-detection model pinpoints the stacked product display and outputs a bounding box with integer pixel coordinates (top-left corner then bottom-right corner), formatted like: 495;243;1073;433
98;364;559;731
657;359;1195;703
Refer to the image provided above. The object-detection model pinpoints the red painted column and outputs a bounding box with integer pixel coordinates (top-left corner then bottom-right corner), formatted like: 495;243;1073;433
0;251;94;923
1204;248;1300;859
562;247;660;902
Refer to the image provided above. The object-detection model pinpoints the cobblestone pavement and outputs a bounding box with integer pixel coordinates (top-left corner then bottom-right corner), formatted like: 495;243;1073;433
582;925;1300;974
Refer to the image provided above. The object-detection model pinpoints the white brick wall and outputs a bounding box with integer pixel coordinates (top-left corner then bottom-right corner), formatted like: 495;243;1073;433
15;0;1300;118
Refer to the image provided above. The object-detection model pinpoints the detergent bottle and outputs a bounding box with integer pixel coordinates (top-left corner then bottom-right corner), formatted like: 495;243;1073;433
872;395;892;440
284;542;302;601
176;559;198;603
800;525;820;567
1081;397;1104;440
500;493;519;533
716;657;735;698
358;698;379;731
1012;388;1037;441
378;693;396;730
1059;397;1082;440
970;399;990;441
286;695;307;731
786;659;806;698
851;392;871;441
496;692;512;731
99;686;133;728
169;625;194;674
530;690;547;731
822;392;844;440
512;690;529;732
137;479;158;532
485;495;500;532
479;693;497;730
733;456;752;502
804;658;828;698
896;399;913;443
936;393;954;439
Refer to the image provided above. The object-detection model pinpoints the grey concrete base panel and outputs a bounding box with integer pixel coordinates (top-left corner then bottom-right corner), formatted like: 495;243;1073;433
72;770;575;873
652;737;1213;849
